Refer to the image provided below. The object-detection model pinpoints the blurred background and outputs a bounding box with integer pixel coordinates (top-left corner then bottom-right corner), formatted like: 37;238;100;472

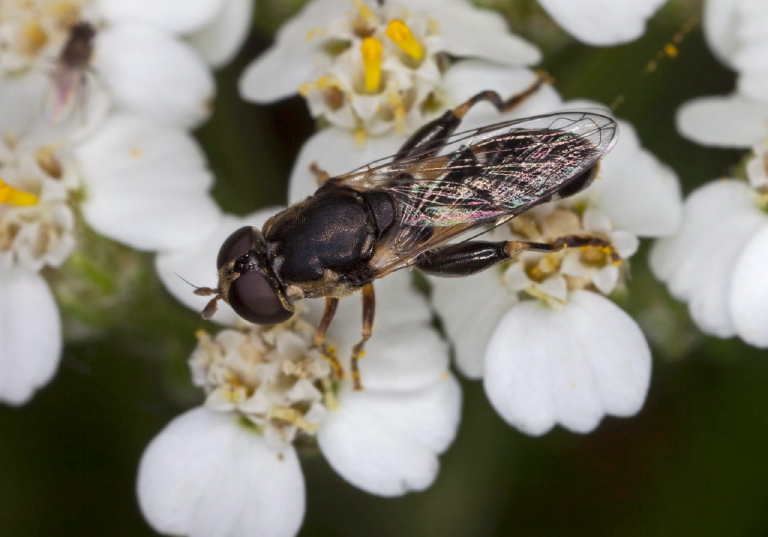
3;0;767;535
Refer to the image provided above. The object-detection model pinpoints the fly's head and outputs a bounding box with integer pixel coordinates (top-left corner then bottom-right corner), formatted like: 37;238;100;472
198;226;294;324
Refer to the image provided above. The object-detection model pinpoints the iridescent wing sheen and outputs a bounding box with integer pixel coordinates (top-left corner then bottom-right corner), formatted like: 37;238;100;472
329;111;619;274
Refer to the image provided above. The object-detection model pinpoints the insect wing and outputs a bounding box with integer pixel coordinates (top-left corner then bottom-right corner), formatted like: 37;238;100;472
334;111;618;273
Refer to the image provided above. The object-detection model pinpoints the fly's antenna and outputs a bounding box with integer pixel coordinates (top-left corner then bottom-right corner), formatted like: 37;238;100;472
176;273;221;320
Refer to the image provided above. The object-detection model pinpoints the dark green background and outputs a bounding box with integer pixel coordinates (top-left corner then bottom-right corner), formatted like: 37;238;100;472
3;1;767;535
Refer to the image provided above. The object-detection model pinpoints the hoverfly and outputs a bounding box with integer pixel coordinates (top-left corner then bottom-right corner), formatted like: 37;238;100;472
197;80;619;389
43;21;96;126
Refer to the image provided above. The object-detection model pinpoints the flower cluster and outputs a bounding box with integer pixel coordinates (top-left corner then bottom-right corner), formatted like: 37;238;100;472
142;225;460;534
652;0;768;347
431;113;681;435
133;1;695;535
0;0;250;404
11;0;763;536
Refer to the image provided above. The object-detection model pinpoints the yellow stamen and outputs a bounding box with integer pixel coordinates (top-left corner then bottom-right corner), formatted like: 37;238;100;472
299;74;341;97
361;37;383;92
305;27;325;43
387;84;407;133
351;0;377;29
269;407;319;433
36;147;63;178
321;377;339;410
0;178;38;206
45;1;81;29
19;20;47;57
386;19;424;61
354;128;367;145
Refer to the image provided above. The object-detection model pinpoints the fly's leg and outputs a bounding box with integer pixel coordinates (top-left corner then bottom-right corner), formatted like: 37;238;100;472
415;235;621;277
350;284;376;391
309;162;331;186
395;71;550;160
313;297;344;379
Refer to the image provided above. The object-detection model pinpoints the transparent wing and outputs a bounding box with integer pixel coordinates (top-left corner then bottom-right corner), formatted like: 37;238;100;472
329;110;619;274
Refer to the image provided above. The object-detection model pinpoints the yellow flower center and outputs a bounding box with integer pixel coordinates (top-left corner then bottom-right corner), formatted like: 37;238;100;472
361;37;383;92
386;19;424;61
0;178;38;206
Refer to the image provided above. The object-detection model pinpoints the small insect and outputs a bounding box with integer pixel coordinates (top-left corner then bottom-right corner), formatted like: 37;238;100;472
43;21;96;126
197;78;619;389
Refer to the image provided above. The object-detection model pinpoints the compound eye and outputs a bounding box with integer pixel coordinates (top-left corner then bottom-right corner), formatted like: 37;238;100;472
228;271;293;325
217;226;253;269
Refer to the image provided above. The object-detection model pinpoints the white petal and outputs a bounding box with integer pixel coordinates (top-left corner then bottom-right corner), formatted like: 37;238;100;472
442;62;562;131
0;269;61;405
738;70;768;105
731;225;768;347
424;0;541;65
97;0;224;34
76;114;220;251
484;291;651;435
591;120;682;237
703;0;740;67
155;209;280;325
0;70;48;135
188;0;254;68
611;230;640;259
238;0;350;103
317;375;461;496
650;180;766;337
431;269;517;378
137;407;305;537
592;265;619;295
97;24;215;128
288;127;407;202
676;95;768;148
355;323;450;392
538;0;666;45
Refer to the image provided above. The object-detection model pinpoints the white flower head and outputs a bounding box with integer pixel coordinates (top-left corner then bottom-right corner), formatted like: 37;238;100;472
143;208;462;536
651;140;768;347
0;111;219;405
0;0;249;134
189;315;332;450
676;0;768;148
433;113;680;436
241;0;540;139
0;131;75;405
0;135;77;273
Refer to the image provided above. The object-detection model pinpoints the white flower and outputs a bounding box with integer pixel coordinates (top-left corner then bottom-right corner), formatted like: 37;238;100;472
74;113;221;251
144;208;461;536
431;107;680;435
651;143;768;347
288;64;561;202
0;133;73;404
0;113;218;406
240;0;540;138
536;0;668;46
483;290;651;435
0;0;248;133
138;407;305;537
676;0;768;148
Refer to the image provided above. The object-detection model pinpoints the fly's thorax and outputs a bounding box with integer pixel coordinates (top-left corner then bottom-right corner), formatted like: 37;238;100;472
265;188;378;286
